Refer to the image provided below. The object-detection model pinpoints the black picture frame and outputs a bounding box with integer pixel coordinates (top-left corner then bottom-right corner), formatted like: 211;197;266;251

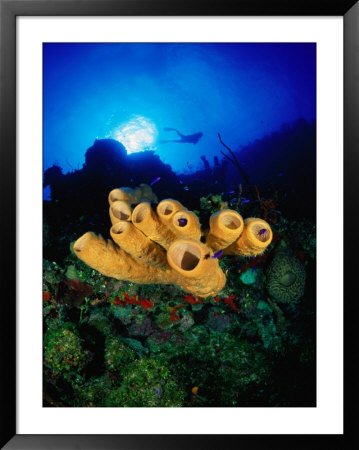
1;0;357;448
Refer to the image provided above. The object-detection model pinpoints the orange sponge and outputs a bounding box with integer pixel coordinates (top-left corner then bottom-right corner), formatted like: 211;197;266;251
110;221;167;269
171;210;202;241
132;202;177;250
224;218;272;256
109;201;132;225
108;187;139;205
206;209;244;251
167;238;226;297
138;183;158;203
156;199;186;228
75;186;272;298
108;184;158;205
73;232;173;284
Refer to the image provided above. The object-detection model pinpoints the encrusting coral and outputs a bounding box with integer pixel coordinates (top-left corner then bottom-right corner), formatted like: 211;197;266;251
266;240;306;303
74;184;273;298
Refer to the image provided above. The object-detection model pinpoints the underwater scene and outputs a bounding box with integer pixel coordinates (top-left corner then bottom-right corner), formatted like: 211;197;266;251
43;43;316;407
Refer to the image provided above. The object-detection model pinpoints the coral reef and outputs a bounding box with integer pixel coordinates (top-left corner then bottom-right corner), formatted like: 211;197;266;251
103;358;185;407
74;185;273;298
43;208;316;407
104;336;136;375
42;124;317;409
240;268;257;285
254;185;279;224
44;322;92;381
266;240;306;303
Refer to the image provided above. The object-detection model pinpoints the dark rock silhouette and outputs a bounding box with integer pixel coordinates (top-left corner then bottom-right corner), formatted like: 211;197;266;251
200;155;210;171
84;139;127;175
223;118;316;220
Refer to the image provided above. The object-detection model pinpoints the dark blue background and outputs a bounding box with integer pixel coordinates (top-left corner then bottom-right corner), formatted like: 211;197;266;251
43;43;316;175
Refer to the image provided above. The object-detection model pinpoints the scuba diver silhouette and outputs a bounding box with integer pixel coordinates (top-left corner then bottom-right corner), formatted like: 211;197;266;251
160;127;203;144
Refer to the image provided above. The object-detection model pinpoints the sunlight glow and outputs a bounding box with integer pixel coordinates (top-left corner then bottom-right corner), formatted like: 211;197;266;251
113;115;158;153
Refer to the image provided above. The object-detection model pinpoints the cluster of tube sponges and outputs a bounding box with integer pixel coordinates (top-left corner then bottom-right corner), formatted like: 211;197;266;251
74;183;273;298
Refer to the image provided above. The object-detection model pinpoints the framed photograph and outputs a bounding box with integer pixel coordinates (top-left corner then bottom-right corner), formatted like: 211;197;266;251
1;0;357;448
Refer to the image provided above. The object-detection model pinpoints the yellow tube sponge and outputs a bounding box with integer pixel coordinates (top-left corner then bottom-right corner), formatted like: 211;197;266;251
206;209;244;251
73;232;173;284
167;238;226;298
108;187;139;205
132;202;177;250
224;217;272;256
109;201;132;225
110;221;167;269
108;184;158;205
171;210;202;241
138;183;158;203
156;199;186;228
75;186;273;298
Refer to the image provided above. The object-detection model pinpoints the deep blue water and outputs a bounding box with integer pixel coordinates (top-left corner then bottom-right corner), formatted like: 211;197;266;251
43;43;316;180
